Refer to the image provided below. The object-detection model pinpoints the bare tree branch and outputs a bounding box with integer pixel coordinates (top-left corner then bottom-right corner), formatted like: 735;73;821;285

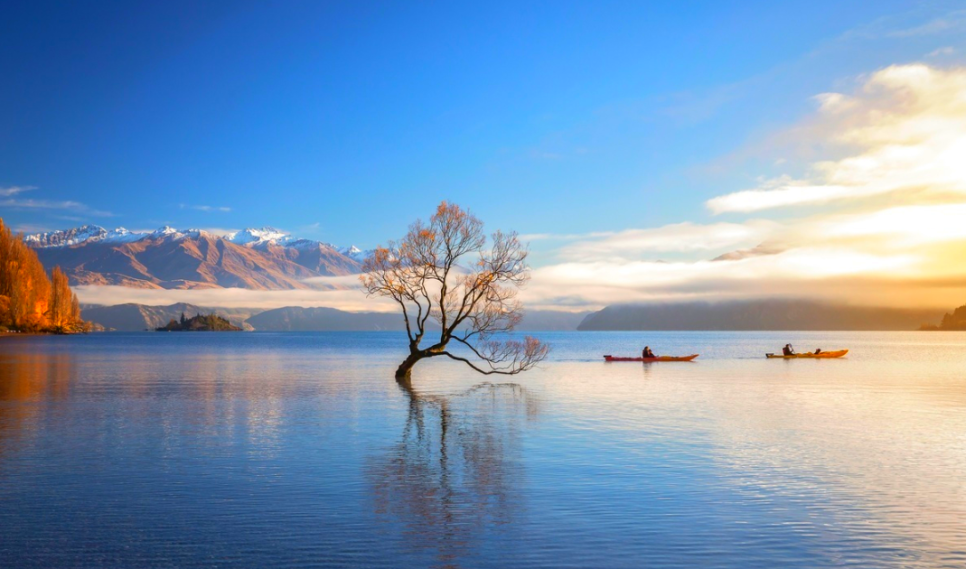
361;202;549;380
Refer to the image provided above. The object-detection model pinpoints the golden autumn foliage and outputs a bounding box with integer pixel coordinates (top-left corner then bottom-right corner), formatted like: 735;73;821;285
0;218;87;333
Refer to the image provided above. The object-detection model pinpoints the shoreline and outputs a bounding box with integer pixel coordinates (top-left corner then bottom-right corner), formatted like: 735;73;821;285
0;330;85;337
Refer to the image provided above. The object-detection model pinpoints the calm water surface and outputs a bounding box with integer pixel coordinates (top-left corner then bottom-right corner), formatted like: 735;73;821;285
1;331;965;568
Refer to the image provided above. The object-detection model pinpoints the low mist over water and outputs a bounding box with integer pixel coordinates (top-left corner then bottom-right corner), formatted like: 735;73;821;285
1;332;965;568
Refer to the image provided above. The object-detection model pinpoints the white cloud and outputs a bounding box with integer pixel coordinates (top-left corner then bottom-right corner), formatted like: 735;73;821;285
927;46;956;57
76;274;396;311
0;185;112;216
813;92;857;113
520;231;612;242
180;204;232;212
0;185;35;197
886;12;966;38
818;203;966;247
299;274;372;288
840;10;966;42
708;64;966;213
10;223;58;234
558;221;778;261
0;197;113;217
707;184;860;214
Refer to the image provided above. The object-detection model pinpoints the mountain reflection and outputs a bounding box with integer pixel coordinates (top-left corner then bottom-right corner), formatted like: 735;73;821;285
368;378;538;568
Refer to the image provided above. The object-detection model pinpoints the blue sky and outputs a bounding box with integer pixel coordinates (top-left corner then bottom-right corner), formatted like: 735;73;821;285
5;1;966;310
1;1;958;242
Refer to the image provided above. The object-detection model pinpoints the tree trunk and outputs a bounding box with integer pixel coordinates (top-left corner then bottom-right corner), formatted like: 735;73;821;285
395;352;423;381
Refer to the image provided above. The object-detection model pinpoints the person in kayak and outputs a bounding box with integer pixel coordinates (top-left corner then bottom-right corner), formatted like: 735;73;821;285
782;344;795;356
642;346;656;358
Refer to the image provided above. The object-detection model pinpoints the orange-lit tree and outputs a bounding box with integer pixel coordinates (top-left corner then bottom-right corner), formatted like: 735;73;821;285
0;218;86;333
362;202;549;381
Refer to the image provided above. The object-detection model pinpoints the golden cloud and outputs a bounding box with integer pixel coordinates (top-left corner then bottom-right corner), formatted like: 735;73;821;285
708;64;966;213
522;64;966;310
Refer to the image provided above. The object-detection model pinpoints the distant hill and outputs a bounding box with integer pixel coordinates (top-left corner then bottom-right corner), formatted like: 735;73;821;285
82;303;256;331
517;310;591;331
246;306;407;331
578;300;944;331
27;225;364;290
920;304;966;331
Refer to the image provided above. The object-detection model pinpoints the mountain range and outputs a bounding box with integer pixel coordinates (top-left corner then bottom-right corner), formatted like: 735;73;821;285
81;303;590;332
26;225;368;290
79;299;941;332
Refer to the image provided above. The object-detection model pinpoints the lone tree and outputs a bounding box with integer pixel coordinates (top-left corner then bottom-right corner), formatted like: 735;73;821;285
362;202;549;380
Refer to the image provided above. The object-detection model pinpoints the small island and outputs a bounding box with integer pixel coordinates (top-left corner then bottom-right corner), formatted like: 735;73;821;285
157;312;242;332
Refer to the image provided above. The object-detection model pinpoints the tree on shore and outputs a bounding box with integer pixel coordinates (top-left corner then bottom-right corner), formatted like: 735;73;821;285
0;218;87;333
920;303;966;331
361;202;549;381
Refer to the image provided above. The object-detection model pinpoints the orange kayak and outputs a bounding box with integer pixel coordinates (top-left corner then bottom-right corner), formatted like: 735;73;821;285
765;349;848;359
604;354;699;362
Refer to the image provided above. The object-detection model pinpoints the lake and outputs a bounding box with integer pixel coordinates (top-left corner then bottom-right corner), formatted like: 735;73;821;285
1;331;965;568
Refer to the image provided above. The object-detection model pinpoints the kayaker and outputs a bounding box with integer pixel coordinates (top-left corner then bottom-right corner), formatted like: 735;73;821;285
814;348;822;354
782;344;795;356
642;346;656;358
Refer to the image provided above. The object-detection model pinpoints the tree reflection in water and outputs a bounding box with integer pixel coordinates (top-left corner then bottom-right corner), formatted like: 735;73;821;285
0;349;73;460
369;378;539;568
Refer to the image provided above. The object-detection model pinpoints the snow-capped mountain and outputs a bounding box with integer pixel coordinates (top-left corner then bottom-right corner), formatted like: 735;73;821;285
150;226;181;238
338;245;370;263
24;225;142;248
225;227;297;247
25;224;371;291
25;224;366;255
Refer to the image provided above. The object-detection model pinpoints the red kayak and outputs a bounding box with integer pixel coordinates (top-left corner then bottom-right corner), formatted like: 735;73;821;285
604;354;699;362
